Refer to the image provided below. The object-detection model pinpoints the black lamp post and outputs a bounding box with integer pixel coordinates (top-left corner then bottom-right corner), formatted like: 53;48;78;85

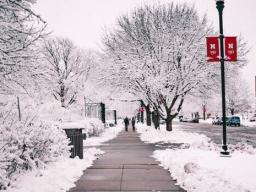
216;0;229;155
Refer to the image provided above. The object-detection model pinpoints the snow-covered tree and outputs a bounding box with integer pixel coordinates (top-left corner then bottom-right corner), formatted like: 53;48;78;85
101;3;248;131
0;0;47;94
42;37;94;108
226;75;252;115
101;3;214;131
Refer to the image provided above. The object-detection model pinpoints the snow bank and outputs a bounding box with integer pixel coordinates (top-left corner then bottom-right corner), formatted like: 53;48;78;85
6;148;104;192
5;121;122;192
154;149;256;192
138;124;256;192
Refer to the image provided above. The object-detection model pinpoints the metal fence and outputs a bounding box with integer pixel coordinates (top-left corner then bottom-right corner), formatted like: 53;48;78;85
84;98;105;123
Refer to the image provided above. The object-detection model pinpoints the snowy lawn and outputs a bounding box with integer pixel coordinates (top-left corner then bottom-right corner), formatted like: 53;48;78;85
199;118;214;124
241;120;256;127
137;124;256;192
6;125;123;192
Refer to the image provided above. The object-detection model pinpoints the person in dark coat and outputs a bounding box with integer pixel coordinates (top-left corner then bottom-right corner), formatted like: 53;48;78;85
132;117;136;131
124;117;129;131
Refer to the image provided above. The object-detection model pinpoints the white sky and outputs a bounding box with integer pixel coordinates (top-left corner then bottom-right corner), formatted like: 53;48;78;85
34;0;256;92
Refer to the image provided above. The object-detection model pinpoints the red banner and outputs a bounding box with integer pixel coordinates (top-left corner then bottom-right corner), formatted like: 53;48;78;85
206;37;219;62
225;36;237;61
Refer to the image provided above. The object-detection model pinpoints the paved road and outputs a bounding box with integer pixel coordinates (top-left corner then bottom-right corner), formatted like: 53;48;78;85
174;121;256;147
69;127;185;192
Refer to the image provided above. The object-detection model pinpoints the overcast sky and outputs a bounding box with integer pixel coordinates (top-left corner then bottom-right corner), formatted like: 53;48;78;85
34;0;256;92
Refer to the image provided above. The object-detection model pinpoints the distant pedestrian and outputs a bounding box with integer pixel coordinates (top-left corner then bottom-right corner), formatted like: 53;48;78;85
124;117;129;131
132;117;136;131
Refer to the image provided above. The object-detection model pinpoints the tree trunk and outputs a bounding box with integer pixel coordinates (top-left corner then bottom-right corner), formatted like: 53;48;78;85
231;108;234;115
141;110;144;123
140;100;144;123
202;104;206;120
152;110;160;129
137;112;140;123
166;114;172;131
60;83;65;107
146;104;151;126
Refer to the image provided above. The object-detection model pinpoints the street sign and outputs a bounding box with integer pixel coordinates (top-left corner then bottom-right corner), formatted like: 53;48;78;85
139;107;144;112
225;36;237;61
206;37;220;62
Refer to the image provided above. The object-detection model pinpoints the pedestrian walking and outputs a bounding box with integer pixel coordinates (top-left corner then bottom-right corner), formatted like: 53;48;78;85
124;117;129;131
132;117;136;131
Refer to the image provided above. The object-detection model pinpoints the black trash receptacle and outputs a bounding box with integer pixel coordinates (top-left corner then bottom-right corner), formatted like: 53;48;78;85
64;128;84;159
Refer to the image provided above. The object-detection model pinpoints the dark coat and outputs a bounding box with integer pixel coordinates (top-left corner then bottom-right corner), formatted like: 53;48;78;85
132;119;135;126
124;118;129;125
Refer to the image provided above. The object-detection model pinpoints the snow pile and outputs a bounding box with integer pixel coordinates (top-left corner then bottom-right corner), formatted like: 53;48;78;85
3;118;122;192
229;142;256;154
79;118;105;136
61;118;105;136
154;149;256;192
138;124;256;192
6;148;104;192
0;113;70;189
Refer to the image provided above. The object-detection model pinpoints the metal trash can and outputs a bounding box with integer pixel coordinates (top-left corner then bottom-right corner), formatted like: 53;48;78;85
64;128;84;159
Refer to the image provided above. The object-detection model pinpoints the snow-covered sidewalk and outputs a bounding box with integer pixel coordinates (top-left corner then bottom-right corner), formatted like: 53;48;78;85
6;124;123;192
137;124;256;192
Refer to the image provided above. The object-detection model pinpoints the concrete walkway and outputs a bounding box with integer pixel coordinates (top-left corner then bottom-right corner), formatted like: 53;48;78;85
69;127;185;192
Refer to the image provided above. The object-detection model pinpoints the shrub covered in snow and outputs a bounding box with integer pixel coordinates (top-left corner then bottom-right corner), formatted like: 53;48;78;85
0;109;70;189
61;118;105;137
82;118;105;136
39;101;105;137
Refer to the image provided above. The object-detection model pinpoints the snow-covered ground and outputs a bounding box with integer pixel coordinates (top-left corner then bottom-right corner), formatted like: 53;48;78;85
241;120;256;127
6;124;123;192
137;124;256;192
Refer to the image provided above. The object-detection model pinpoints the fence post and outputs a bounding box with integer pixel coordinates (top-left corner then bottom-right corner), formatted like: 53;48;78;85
114;110;117;125
100;102;106;124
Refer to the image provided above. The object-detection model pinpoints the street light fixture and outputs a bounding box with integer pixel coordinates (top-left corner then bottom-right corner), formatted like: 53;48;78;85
216;0;230;155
